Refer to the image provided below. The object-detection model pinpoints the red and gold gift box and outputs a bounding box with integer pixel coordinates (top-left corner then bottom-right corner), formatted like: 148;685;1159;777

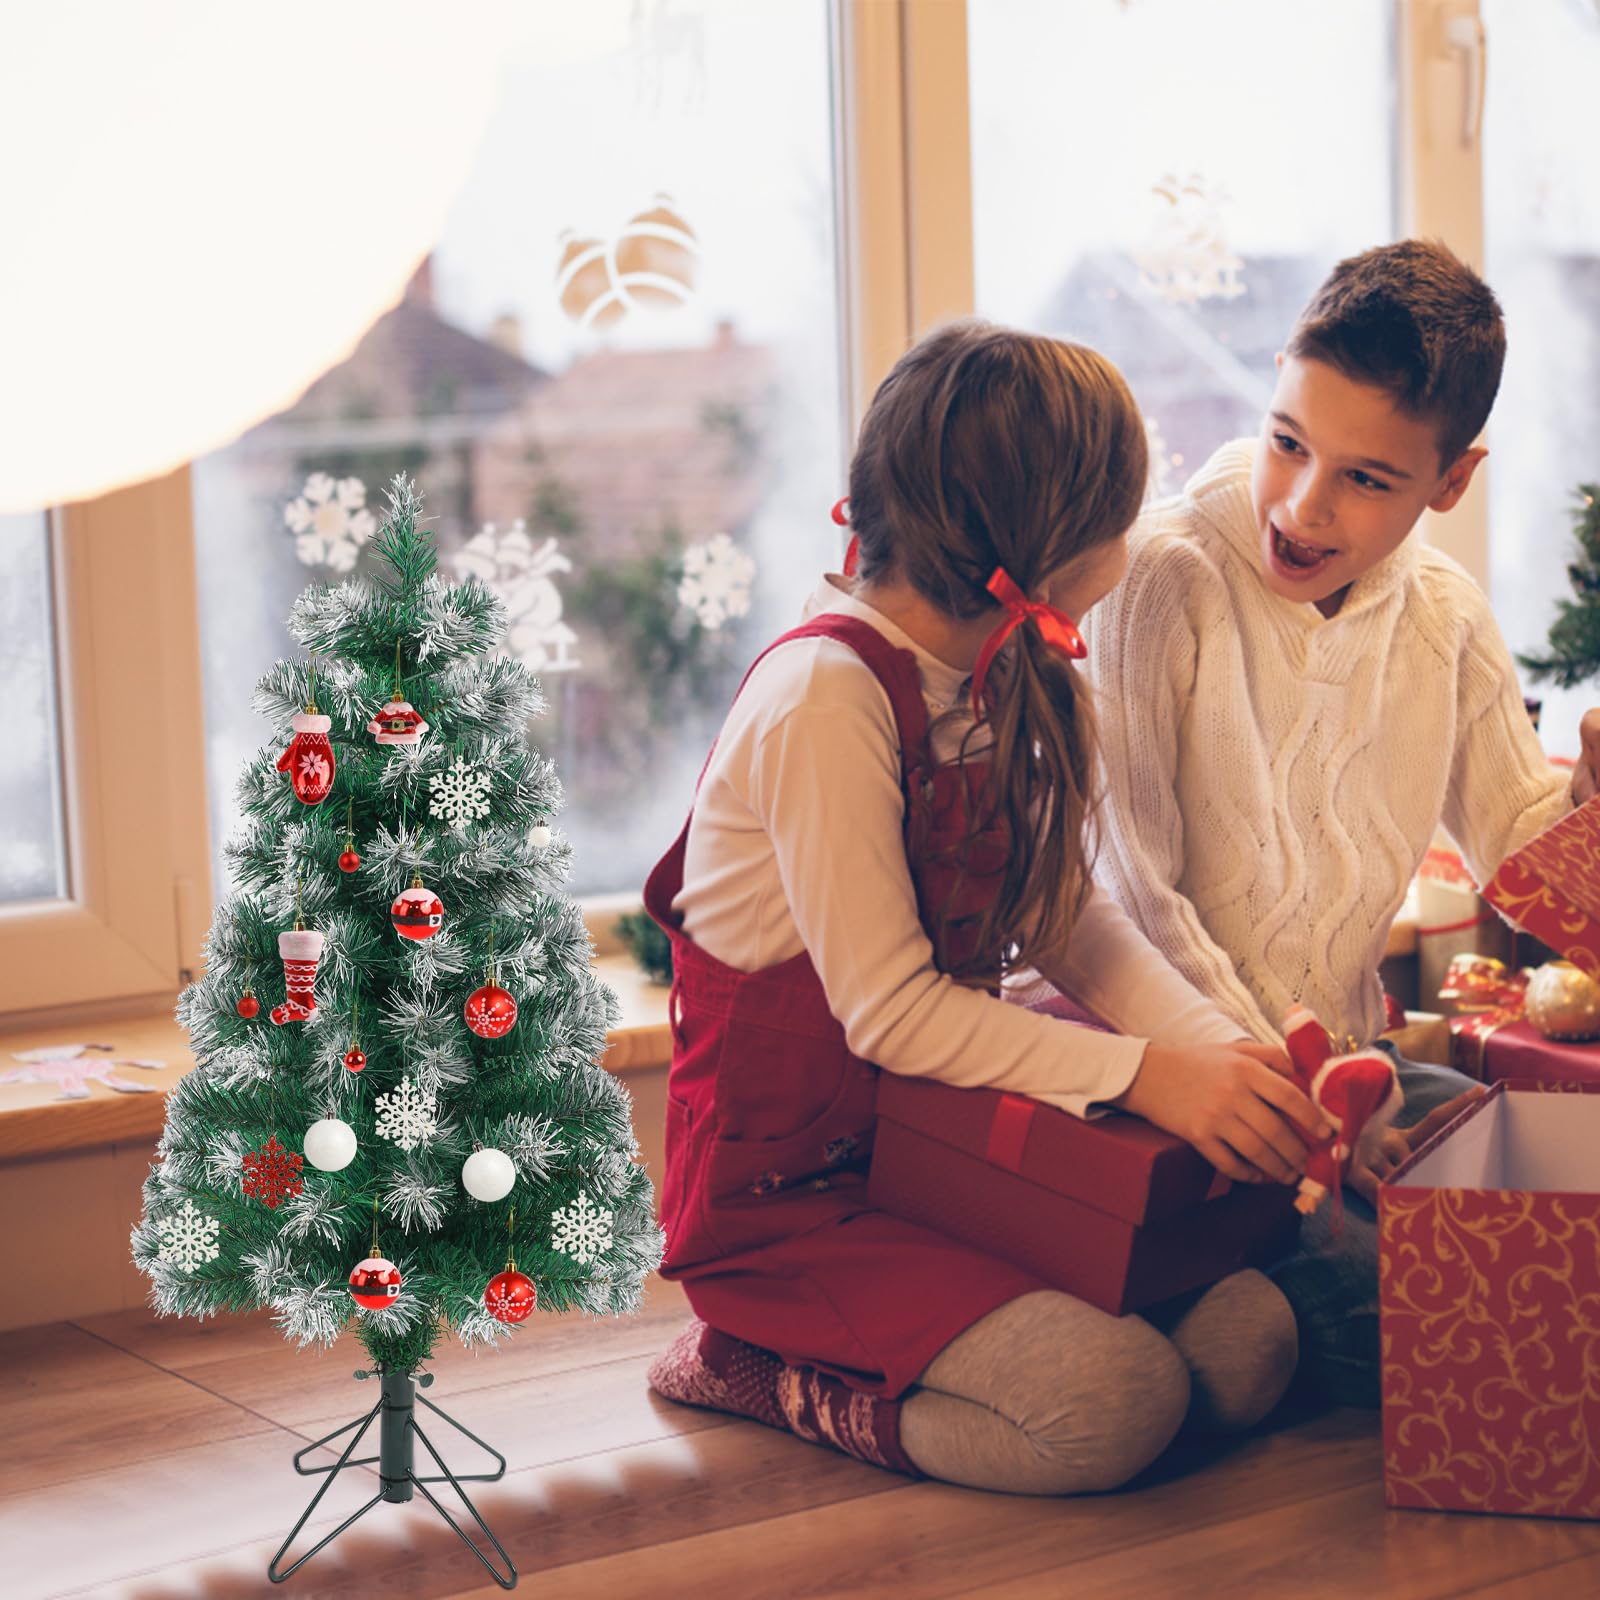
868;1074;1300;1317
1483;798;1600;981
1381;1080;1600;1520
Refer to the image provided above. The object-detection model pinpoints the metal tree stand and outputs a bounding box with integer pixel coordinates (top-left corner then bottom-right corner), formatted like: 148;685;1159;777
268;1366;517;1588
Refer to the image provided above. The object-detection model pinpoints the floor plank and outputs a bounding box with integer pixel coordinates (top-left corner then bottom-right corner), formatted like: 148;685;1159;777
0;1322;274;1498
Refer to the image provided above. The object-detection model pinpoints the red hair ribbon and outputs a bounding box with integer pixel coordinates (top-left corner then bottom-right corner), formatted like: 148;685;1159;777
832;497;860;577
970;567;1085;718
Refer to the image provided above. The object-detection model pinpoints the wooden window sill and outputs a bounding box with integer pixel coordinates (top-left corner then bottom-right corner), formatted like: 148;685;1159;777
0;954;672;1163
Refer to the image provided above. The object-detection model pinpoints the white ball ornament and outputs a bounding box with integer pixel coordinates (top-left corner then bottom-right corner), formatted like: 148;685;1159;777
303;1117;357;1172
462;1147;517;1202
528;823;552;849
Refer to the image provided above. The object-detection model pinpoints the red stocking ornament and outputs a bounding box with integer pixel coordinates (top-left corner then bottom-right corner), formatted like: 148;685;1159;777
271;928;325;1025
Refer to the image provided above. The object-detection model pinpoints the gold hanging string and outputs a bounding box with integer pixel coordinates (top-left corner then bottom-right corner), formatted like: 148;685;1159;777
504;1209;517;1274
371;1196;380;1257
350;996;360;1052
393;638;404;701
294;872;305;932
487;920;497;986
306;654;319;715
344;796;354;850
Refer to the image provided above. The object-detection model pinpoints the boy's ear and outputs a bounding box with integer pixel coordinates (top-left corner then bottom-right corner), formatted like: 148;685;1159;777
1428;446;1487;513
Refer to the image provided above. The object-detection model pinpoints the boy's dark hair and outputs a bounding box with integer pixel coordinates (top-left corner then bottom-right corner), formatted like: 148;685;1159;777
1286;239;1505;466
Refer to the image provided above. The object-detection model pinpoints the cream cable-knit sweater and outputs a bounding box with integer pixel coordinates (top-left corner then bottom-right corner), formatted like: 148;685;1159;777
674;577;1245;1119
1086;439;1572;1049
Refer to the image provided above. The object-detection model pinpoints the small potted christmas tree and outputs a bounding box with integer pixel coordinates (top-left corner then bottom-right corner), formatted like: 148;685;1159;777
131;478;662;1588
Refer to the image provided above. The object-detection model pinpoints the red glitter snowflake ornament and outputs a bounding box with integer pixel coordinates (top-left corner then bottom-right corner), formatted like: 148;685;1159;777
241;1134;305;1210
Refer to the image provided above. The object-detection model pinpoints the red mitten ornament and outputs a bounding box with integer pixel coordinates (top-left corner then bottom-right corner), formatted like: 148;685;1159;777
1282;1006;1404;1216
275;711;336;805
271;929;325;1025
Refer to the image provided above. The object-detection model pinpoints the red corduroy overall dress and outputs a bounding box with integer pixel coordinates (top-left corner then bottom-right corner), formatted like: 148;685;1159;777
643;614;1044;1399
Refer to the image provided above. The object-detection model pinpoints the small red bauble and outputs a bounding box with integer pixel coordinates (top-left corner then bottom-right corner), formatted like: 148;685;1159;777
343;1047;367;1073
349;1256;402;1310
464;983;518;1039
236;992;260;1020
484;1268;536;1323
338;849;361;874
391;880;444;941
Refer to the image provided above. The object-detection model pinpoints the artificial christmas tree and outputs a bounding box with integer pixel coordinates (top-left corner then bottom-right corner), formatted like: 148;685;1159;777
1517;484;1600;688
132;477;661;1588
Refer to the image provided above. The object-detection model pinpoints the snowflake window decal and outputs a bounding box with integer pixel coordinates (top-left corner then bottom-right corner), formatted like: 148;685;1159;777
156;1199;221;1272
429;759;492;831
375;1076;439;1152
283;472;378;573
550;1189;614;1265
677;532;755;631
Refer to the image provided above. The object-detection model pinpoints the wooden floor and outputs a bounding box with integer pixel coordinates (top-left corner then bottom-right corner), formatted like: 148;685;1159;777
5;1277;1600;1600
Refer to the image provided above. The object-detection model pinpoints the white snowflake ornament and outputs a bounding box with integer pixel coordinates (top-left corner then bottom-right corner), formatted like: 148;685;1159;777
374;1076;439;1152
677;532;755;630
283;472;378;572
428;759;492;831
550;1188;614;1265
156;1199;221;1273
1134;173;1246;306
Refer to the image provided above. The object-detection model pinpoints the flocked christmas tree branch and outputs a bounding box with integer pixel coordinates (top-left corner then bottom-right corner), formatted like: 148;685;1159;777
1518;485;1600;690
133;477;663;1368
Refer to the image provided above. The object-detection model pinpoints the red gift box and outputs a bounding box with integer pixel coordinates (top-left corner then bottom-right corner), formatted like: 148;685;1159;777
1483;799;1600;979
1449;1016;1600;1087
867;1074;1301;1316
1381;1079;1600;1520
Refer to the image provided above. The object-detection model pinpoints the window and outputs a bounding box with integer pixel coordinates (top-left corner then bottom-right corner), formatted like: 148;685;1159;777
967;0;1396;490
190;2;844;902
1481;0;1600;761
0;511;66;906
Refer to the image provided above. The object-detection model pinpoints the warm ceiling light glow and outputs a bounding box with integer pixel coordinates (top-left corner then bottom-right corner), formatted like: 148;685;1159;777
0;1;633;513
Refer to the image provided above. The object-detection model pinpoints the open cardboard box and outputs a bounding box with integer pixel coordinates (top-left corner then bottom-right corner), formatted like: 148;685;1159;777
1381;1080;1600;1519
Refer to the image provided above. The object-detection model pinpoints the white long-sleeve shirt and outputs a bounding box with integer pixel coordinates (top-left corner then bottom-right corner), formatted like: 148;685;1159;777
674;576;1245;1118
1086;439;1572;1048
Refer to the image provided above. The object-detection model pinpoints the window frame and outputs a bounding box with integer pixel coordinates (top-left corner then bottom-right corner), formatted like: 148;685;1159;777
0;468;212;1025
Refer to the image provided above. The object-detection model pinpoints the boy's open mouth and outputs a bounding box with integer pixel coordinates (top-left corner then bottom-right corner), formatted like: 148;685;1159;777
1270;521;1337;577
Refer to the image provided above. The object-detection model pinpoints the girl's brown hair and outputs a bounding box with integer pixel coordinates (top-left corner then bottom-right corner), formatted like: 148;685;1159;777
847;320;1147;982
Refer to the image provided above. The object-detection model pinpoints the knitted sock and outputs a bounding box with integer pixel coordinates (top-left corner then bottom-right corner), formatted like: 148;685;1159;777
647;1319;921;1476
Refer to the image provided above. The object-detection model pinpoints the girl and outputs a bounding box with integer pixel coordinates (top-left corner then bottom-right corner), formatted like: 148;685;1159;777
643;323;1321;1495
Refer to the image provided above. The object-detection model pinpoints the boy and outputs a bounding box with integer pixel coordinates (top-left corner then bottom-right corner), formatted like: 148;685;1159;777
1085;239;1600;1403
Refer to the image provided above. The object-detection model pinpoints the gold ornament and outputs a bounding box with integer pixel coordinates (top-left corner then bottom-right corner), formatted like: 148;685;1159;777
1524;960;1600;1041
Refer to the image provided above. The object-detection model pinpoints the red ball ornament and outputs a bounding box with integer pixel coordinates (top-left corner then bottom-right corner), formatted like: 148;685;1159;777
484;1268;536;1324
464;983;518;1039
338;849;361;874
236;991;260;1020
343;1047;367;1073
349;1256;402;1309
391;879;444;941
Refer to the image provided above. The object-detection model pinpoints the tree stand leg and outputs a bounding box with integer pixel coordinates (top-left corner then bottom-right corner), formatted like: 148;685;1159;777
268;1367;517;1588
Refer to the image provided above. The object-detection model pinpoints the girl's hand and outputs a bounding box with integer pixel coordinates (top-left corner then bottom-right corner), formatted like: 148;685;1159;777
1112;1040;1332;1186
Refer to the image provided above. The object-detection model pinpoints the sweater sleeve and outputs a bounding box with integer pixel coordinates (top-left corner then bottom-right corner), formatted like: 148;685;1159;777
1086;539;1282;1044
1435;569;1572;883
1035;884;1252;1046
748;655;1148;1117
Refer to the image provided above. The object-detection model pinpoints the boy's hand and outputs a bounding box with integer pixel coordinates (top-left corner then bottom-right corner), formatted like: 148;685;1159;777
1572;709;1600;806
1347;1086;1487;1204
1114;1040;1332;1187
